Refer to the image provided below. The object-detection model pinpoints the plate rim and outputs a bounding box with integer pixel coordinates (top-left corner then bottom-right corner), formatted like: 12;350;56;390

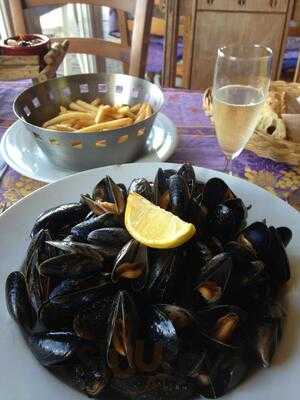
1;162;299;220
0;113;178;183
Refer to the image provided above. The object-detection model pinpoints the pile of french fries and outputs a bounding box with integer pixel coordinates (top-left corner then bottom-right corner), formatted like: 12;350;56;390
42;98;153;133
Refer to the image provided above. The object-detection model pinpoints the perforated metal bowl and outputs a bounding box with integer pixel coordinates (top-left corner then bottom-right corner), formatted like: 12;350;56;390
14;73;164;171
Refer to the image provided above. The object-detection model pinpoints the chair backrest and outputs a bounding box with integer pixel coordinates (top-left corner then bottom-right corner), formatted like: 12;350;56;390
162;0;195;88
9;0;154;78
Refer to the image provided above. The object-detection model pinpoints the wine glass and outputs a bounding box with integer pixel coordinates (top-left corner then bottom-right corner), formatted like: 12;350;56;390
212;44;273;174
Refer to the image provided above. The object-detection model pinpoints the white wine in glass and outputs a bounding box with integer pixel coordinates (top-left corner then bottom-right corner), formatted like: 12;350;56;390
212;45;272;174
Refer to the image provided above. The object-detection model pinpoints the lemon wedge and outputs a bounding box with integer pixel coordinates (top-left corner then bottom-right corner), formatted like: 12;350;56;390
125;192;196;249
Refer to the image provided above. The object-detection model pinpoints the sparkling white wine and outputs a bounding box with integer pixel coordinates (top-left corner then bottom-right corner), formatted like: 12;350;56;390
213;85;265;158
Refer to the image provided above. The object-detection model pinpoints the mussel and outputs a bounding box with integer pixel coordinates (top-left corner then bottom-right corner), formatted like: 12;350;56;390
106;291;139;371
6;271;36;332
31;203;89;238
111;239;148;291
71;213;121;241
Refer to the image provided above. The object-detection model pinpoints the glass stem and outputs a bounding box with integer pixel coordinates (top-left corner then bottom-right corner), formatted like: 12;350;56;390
224;156;233;176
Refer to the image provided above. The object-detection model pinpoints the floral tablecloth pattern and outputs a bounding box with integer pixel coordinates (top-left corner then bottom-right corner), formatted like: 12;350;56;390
1;81;300;210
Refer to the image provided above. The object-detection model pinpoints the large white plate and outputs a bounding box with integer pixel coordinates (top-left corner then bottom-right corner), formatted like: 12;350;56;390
0;113;177;183
0;163;300;400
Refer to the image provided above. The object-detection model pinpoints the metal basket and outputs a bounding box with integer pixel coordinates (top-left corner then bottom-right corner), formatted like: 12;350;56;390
14;73;164;170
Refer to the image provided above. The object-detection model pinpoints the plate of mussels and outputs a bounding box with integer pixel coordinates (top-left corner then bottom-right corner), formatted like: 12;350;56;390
0;162;300;400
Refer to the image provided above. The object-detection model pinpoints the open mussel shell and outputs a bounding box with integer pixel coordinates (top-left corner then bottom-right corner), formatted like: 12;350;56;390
196;253;233;305
31;202;89;238
153;168;170;209
112;239;149;291
237;221;271;258
249;301;285;368
195;305;247;349
86;176;126;216
129;178;153;202
38;253;103;279
71;213;121;241
87;228;131;259
107;291;139;371
193;348;248;399
6;271;36;332
177;163;197;194
202;178;236;212
27;331;85;367
158;304;207;376
140;305;178;370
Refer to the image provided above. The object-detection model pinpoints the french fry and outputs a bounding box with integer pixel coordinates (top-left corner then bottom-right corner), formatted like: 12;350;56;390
43;112;94;128
69;102;87;112
78;118;132;133
91;98;101;106
95;105;111;124
56;124;76;132
145;104;152;118
42;99;152;132
76;100;98;113
60;106;68;114
130;103;142;113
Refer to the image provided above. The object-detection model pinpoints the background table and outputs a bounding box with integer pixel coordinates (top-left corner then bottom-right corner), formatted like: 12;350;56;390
1;80;300;210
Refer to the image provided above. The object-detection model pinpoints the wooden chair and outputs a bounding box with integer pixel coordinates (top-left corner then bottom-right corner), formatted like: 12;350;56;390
9;0;154;78
162;0;195;88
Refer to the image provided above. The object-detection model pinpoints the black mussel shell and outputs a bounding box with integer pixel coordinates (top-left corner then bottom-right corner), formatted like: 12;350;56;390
276;226;293;248
39;279;111;330
74;294;115;340
207;199;246;243
27;331;84;366
6;271;36;332
71;213;121;241
38;253;102;279
111;372;195;400
195;305;247;349
31;203;89;238
129;178;153;202
141;305;178;370
153;168;169;208
91;176;126;215
238;222;271;258
202;178;235;211
177;163;196;194
72;349;109;397
147;251;179;304
158;304;206;376
112;240;149;291
196;254;233;305
46;240;104;263
194;348;248;398
168;174;190;219
107;291;139;370
87;228;131;259
249;301;285;368
268;226;290;285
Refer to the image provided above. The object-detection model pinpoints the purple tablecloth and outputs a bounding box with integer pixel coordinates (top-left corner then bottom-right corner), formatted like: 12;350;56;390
1;80;300;210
